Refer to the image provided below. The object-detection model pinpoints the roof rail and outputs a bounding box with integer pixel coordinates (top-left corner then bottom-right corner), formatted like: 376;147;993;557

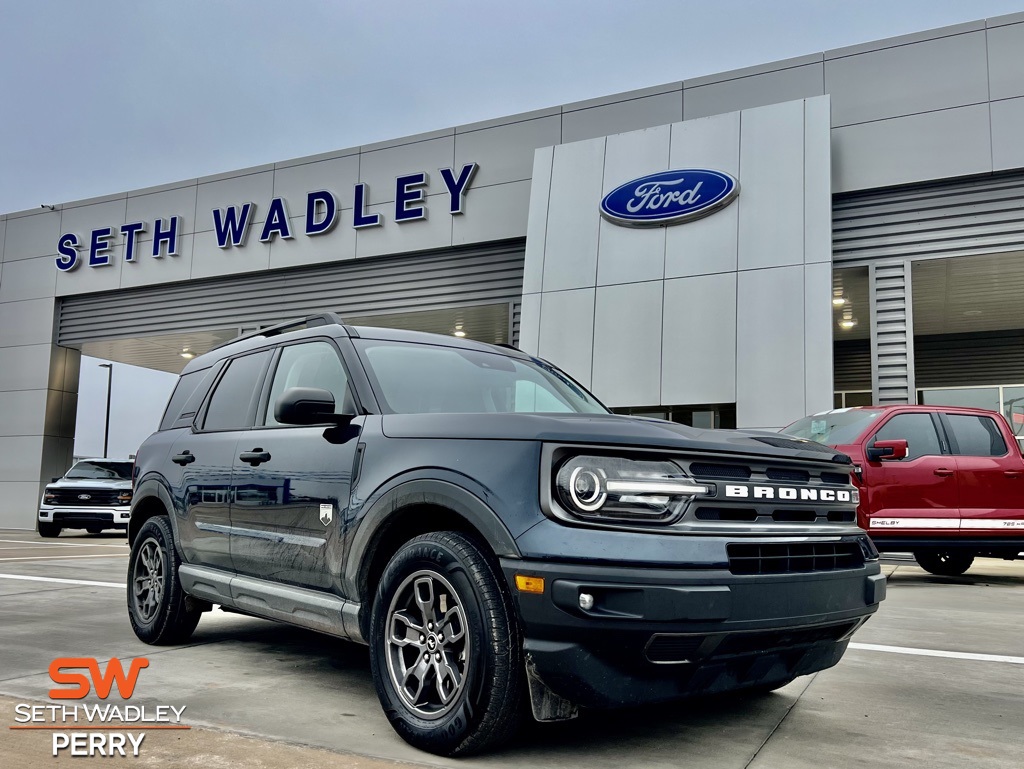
210;312;346;352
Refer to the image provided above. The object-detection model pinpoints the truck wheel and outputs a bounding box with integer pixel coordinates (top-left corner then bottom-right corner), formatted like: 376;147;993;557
38;522;61;538
914;550;974;577
369;531;524;756
127;516;201;645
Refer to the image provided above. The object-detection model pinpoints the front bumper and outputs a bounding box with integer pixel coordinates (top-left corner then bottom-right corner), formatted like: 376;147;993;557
38;506;131;530
501;557;885;708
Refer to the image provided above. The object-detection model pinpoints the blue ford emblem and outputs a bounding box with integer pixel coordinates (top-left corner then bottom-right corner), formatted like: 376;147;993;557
600;169;739;227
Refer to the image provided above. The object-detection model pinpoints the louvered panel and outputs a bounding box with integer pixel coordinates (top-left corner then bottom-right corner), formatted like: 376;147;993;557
871;262;915;404
834;340;871;391
834;172;1024;264
58;242;525;346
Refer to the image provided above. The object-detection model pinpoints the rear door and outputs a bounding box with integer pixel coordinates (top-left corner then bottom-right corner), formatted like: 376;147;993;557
861;411;959;535
229;339;362;591
941;412;1024;534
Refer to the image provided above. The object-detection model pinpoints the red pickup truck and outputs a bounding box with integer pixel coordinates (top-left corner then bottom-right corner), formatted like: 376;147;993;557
783;405;1024;576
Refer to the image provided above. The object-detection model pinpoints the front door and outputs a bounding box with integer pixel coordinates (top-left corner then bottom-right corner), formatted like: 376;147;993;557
861;411;959;535
171;350;272;570
229;340;361;592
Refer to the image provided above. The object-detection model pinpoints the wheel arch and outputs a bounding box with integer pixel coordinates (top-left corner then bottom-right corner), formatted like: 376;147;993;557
128;479;176;546
346;479;521;640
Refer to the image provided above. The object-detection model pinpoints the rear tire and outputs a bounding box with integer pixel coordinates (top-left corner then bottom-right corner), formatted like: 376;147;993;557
914;550;974;577
127;516;201;645
369;531;524;756
37;521;61;538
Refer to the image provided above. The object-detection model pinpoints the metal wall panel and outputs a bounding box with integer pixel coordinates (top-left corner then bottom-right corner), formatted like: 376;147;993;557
58;242;525;346
833;170;1024;264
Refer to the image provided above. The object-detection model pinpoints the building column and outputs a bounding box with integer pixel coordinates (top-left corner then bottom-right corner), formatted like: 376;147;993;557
869;260;916;404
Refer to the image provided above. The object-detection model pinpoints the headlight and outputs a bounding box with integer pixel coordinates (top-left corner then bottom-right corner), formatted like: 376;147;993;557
43;491;57;504
554;455;708;523
117;491;133;504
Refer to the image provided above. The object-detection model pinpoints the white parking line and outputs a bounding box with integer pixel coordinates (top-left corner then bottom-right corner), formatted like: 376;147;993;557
849;642;1024;665
0;538;126;549
0;554;128;562
0;573;124;588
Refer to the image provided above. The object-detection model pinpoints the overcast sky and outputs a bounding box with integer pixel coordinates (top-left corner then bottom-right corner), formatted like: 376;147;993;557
3;0;1021;457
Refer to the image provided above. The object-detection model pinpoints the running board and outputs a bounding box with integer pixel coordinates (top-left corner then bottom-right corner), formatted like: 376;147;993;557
178;564;364;644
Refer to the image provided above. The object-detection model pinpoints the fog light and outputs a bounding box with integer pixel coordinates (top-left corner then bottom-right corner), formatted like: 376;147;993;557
515;574;545;594
579;593;594;611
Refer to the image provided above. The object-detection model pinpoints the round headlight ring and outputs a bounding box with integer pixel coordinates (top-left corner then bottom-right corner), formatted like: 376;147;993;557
568;466;607;512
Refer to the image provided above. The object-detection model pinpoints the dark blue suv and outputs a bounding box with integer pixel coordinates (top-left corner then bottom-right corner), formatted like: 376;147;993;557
126;313;885;756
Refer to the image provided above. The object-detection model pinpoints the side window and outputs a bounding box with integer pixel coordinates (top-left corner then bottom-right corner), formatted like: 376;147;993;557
872;413;942;460
263;342;351;427
202;351;271;431
946;414;1007;457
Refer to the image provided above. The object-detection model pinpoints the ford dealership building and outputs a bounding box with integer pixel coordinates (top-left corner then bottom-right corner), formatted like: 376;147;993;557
2;13;1024;527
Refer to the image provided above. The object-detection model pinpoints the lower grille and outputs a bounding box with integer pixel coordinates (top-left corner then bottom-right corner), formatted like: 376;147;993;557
49;490;121;506
727;542;865;575
53;513;115;525
645;620;860;664
646;635;705;663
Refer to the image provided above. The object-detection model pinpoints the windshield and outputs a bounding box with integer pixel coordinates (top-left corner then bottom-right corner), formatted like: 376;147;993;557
65;461;133;480
355;340;607;415
783;409;885;446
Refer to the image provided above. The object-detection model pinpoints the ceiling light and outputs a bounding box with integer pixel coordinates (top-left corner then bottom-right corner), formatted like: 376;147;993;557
839;318;858;330
963;310;983;317
832;296;847;307
453;330;466;338
180;351;195;359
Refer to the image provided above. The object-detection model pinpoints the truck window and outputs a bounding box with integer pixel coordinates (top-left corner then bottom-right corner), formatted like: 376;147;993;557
946;414;1007;457
871;413;941;460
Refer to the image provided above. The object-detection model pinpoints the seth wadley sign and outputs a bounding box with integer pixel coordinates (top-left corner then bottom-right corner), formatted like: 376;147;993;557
53;163;479;272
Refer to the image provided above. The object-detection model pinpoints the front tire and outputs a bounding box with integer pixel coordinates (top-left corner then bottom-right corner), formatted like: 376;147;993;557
37;521;61;538
127;516;201;645
369;531;524;756
914;549;974;577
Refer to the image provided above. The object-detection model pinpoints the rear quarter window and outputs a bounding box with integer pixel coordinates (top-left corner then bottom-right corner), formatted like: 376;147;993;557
159;367;217;431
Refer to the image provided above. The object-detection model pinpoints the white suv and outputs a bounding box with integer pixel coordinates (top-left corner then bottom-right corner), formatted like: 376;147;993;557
38;459;134;537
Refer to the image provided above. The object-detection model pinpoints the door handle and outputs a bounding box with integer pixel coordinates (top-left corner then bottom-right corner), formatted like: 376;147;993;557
239;449;271;466
1005;470;1023;478
171;451;196;466
933;468;954;477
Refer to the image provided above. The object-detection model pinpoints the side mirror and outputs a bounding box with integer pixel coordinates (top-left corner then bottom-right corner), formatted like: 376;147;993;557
867;439;909;462
51;477;61;483
274;387;350;426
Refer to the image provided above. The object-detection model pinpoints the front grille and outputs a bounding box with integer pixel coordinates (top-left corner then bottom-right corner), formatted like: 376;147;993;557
727;542;865;575
766;468;810;483
696;507;758;522
821;472;851;485
696;508;857;525
48;489;122;506
689;462;750;480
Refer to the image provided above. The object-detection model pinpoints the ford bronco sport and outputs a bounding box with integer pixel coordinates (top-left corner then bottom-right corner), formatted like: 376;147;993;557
126;313;885;755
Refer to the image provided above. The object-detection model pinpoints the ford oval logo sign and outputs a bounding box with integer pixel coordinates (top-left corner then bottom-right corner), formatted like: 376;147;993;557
600;169;739;227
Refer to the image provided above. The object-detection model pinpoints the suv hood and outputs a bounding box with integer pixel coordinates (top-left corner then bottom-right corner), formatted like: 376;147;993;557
47;478;132;490
380;413;851;464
